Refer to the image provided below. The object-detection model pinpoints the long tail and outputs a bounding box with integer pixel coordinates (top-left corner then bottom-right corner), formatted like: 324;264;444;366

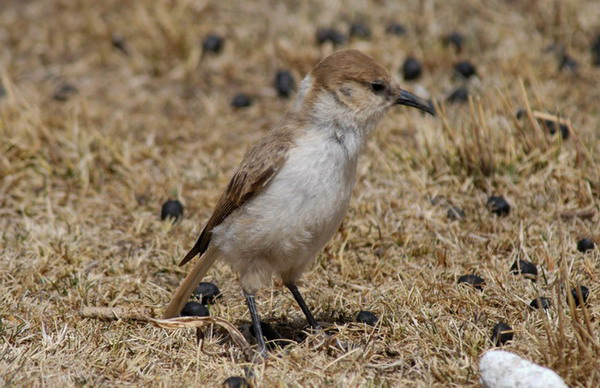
163;246;219;318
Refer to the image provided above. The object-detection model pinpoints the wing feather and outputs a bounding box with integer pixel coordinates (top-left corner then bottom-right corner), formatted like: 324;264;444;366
179;126;294;266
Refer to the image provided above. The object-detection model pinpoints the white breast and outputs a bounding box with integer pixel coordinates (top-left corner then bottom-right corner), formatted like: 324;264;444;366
266;128;359;249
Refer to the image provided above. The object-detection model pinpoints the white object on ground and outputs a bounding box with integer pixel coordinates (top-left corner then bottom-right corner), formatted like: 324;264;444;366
480;350;568;388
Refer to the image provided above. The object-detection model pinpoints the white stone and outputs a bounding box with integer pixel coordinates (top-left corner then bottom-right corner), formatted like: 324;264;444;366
479;350;568;388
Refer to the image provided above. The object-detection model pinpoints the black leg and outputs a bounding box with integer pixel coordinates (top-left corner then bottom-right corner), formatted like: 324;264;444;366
244;291;267;358
286;284;321;330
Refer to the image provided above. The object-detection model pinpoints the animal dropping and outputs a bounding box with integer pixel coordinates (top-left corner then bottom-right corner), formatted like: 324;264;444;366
202;34;224;54
454;60;477;78
559;54;578;72
491;322;513;346
447;86;469;103
541;119;569;140
349;22;371;39
577;238;595;253
386;22;407;36
516;110;571;140
569;285;589;307
193;282;222;305
444;31;464;52
487;196;510;217
274;70;296;98
402;57;422;81
180;301;209;317
529;296;551;310
231;93;253;108
161;200;184;222
223;376;249;388
316;28;346;45
356;310;379;326
510;259;537;280
53;83;78;102
458;274;484;290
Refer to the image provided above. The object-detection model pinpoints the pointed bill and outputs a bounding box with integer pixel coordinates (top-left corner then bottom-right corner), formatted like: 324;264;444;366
396;89;435;115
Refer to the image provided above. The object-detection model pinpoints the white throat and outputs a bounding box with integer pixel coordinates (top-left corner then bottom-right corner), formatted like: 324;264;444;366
293;75;385;159
312;95;381;160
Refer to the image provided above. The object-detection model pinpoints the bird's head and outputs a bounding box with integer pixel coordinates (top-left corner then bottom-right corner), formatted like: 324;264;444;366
295;49;433;130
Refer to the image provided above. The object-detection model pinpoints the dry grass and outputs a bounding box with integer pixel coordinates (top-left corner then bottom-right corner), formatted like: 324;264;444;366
1;0;600;386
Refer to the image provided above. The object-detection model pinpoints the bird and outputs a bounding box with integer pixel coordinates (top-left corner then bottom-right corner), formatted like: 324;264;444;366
163;49;434;357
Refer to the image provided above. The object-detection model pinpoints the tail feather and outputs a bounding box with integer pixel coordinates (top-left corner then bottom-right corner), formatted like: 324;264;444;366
178;229;209;267
163;247;219;319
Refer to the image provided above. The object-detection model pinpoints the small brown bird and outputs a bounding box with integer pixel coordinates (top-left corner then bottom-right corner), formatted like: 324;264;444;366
163;49;433;356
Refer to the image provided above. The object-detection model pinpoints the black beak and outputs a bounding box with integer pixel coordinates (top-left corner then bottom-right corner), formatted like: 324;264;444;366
395;89;435;115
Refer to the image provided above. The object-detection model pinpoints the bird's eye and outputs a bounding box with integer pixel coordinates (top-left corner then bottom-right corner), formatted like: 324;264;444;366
370;81;386;94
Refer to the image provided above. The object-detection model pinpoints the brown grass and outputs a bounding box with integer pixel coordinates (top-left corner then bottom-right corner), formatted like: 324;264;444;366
1;0;599;386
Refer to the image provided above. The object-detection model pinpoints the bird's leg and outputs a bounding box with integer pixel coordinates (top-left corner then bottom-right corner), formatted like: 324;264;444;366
286;284;322;331
244;291;268;358
287;284;353;353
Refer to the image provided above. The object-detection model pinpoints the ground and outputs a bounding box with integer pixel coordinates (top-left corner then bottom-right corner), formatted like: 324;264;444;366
1;0;599;386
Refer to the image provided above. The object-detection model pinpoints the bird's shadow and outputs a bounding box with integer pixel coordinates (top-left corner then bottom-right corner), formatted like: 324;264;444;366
238;310;353;351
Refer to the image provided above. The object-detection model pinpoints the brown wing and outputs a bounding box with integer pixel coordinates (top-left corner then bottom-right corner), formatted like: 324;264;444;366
179;125;295;266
